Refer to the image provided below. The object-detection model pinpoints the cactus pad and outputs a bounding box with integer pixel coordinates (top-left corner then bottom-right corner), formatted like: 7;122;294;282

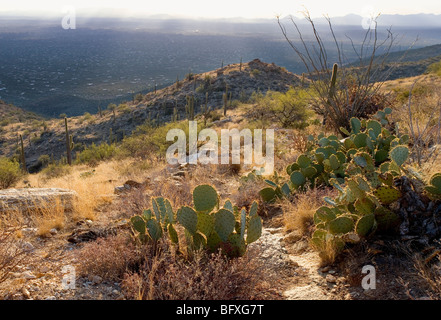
390;145;409;167
314;206;336;223
131;216;146;234
329;216;354;234
297;154;311;168
206;231;222;252
197;212;214;237
367;120;382;138
246;214;262;244
193;184;218;212
290;171;306;186
301;166;317;178
353;133;368;148
259;187;276;202
168;224;179;244
177;206;198;235
350;117;362;134
354;197;375;215
146;219;163;242
355;213;375;237
373;186;401;204
214;209;236;242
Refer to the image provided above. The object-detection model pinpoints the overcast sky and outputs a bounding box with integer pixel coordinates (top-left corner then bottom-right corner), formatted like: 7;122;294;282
0;0;439;19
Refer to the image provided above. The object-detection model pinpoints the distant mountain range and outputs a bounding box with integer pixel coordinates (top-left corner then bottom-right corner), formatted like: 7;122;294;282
2;12;441;28
297;13;441;28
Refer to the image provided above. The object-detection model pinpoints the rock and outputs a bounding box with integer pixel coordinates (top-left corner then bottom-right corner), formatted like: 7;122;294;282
40;266;50;273
21;227;37;235
22;288;31;299
22;271;36;280
21;241;35;251
284;230;303;243
90;275;103;285
0;188;77;213
114;180;146;194
49;228;58;235
173;171;186;177
45;296;56;300
326;274;337;283
321;266;331;273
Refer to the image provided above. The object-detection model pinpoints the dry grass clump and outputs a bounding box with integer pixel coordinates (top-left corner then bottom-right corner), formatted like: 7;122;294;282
31;198;66;237
17;161;120;222
121;241;278;300
76;233;140;282
283;188;337;236
0;231;28;286
412;252;441;299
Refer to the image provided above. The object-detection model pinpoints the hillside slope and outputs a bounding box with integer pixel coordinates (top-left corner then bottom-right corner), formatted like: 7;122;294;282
0;59;301;171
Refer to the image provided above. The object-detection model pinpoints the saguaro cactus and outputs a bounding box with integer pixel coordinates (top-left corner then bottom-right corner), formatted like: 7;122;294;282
223;83;229;116
64;117;74;165
19;134;27;173
185;95;195;121
329;63;338;99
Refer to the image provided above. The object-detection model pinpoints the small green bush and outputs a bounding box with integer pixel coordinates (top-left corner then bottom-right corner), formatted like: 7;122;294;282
427;59;441;77
249;87;313;129
41;163;71;180
75;142;117;166
0;157;21;189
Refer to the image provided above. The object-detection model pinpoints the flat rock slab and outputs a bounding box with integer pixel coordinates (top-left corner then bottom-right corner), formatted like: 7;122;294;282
0;188;77;213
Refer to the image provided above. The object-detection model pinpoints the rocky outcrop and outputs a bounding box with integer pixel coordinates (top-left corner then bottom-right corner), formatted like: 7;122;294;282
0;188;77;214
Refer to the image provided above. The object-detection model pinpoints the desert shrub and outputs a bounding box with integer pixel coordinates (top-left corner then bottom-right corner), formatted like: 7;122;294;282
75;142;117;166
0;157;21;189
121;241;271;300
427;59;441;77
118;120;205;160
0;232;28;287
134;93;144;103
37;154;51;169
40;163;71;180
277;13;399;133
249;87;313;129
76;234;140;281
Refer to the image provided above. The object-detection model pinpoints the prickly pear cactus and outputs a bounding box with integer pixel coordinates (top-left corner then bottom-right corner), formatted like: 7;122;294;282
389;145;409;167
425;173;441;196
373;186;401;205
328;216;354;234
177;206;198;235
355;213;375;237
193;184;219;212
214;209;236;242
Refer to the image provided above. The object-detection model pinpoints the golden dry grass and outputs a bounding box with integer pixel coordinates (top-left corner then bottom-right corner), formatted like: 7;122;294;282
14;159;156;224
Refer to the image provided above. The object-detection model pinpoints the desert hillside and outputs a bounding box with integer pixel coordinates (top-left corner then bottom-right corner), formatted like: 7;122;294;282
1;52;441;303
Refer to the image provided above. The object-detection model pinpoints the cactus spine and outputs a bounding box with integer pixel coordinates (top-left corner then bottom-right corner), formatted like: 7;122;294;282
64;117;74;165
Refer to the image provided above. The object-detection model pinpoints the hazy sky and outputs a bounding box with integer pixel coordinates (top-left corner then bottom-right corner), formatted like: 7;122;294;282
0;0;439;19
